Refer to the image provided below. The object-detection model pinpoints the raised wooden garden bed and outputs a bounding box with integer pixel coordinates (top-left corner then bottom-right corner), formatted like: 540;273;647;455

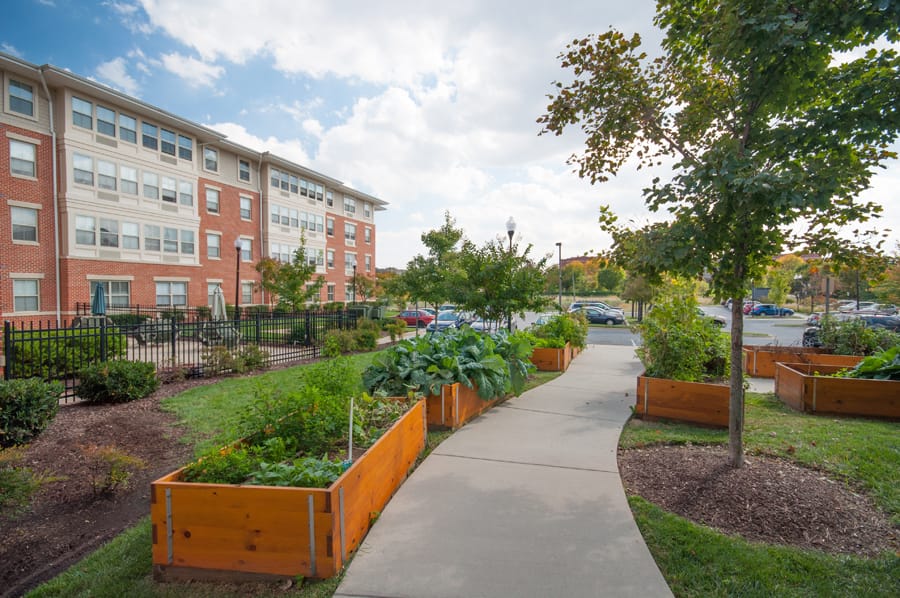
425;382;505;429
743;345;861;378
774;363;900;419
634;374;729;427
529;343;572;372
150;399;426;582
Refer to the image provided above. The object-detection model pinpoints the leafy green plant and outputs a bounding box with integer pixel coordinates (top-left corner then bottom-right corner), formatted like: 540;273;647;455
323;329;356;356
238;344;269;370
247;456;345;488
635;279;729;381
0;378;62;447
77;360;159;404
0;447;53;517
530;312;588;349
818;316;900;356
836;345;900;380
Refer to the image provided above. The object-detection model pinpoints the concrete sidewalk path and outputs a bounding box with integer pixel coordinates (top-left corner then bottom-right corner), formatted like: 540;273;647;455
335;345;673;598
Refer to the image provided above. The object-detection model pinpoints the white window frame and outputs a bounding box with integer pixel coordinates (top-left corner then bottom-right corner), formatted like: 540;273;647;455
12;278;40;312
207;233;221;258
206;187;220;214
10;139;37;178
239;158;251;182
204;147;219;172
11;205;38;243
8;79;35;118
240;196;252;220
155;281;187;306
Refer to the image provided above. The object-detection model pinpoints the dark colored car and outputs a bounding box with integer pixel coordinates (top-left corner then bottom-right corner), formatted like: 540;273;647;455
396;309;435;328
575;306;625;325
426;310;464;332
749;304;794;317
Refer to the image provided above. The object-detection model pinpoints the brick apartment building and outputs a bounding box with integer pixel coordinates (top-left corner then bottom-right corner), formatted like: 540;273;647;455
0;52;385;326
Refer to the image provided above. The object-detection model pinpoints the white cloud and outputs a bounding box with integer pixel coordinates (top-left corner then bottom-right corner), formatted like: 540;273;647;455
106;1;154;35
95;57;140;96
208;122;311;166
160;52;224;88
1;43;23;57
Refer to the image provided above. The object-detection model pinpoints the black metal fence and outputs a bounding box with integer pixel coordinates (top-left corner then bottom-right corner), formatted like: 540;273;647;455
3;308;359;402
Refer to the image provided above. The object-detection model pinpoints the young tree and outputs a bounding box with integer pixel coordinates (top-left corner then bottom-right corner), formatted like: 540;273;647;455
395;212;465;311
539;1;899;466
255;241;325;312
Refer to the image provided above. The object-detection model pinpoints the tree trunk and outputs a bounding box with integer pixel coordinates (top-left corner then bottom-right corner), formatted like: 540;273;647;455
729;298;745;468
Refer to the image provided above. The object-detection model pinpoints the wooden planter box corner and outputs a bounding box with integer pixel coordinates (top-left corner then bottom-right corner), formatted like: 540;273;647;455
635;374;729;427
426;382;504;429
530;343;572;372
743;345;861;378
150;399;427;582
774;363;899;419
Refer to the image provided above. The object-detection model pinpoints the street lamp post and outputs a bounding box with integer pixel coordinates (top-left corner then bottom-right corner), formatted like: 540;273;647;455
234;237;243;325
555;242;562;311
352;264;357;306
506;216;516;332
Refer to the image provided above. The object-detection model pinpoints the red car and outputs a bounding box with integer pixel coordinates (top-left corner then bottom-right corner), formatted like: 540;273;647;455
396;310;435;328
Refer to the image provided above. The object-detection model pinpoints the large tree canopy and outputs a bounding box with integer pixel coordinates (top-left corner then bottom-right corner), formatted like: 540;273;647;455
539;0;900;466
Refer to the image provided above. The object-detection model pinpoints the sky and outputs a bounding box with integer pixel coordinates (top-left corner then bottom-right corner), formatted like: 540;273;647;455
3;0;898;268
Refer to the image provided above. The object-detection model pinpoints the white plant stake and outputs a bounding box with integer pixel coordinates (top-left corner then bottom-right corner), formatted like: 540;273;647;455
347;396;354;465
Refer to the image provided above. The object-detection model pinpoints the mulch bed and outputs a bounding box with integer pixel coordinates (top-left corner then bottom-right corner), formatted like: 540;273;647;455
618;444;899;557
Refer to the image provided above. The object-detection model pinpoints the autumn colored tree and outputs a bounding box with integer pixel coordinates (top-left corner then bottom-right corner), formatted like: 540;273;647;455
255;240;325;312
540;1;900;466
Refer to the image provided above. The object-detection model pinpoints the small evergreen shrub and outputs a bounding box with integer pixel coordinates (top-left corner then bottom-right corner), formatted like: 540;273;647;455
77;360;159;404
0;378;63;447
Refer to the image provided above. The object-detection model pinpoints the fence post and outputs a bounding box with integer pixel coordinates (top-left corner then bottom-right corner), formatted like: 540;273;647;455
3;321;11;380
255;311;262;345
170;318;177;360
99;318;108;362
305;311;312;346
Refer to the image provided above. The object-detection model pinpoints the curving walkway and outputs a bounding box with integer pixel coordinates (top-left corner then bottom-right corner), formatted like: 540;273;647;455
335;345;673;598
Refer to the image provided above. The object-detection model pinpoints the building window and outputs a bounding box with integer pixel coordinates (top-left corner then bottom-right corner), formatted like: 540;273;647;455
178;135;192;160
120;165;138;195
314;184;324;201
344;197;356;214
161;177;177;203
73;153;93;185
11;206;38;242
270;168;280;188
91;281;130;307
179;181;193;206
327;284;335;302
72;97;93;129
206;188;220;213
326;249;335;269
365;254;372;272
10;139;36;177
345;252;357;274
240;196;251;220
99;218;119;247
144;224;161;251
142;122;158;150
75;215;96;245
290;175;299;194
344;222;356;244
8;80;34;117
13;279;39;312
364;227;371;244
156;281;187;306
98;160;117;191
207;283;219;306
207;233;221;258
280;171;289;191
180;230;195;255
122;222;139;249
204;147;218;172
239;159;251;182
163;227;179;253
160;128;177;156
119;113;137;143
364;202;372;218
143;172;159;200
345;284;355;303
242;282;253;304
326;218;334;236
326;191;334;207
239;238;251;261
97;105;116;136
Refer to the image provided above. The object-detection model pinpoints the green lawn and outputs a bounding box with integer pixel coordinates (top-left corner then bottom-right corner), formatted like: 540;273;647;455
621;392;900;596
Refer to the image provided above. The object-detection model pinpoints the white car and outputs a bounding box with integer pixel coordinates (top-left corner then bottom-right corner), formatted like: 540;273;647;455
567;301;624;315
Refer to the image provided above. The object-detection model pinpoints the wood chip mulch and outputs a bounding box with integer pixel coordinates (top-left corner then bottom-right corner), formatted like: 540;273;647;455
618;444;899;557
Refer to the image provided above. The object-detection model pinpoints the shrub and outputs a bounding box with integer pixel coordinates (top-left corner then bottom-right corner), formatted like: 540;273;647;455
287;323;308;344
239;344;269;370
635;279;729;381
77;360;159;404
0;378;63;447
323;329;356;357
530;312;588;349
9;328;127;379
383;318;407;343
81;444;146;494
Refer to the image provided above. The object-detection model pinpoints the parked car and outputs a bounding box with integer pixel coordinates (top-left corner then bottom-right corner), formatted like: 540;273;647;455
574;306;625;325
396;309;435;328
532;312;560;326
568;301;624;315
857;314;900;331
426;310;464;332
742;300;761;314
438;304;457;313
467;317;505;332
807;312;822;326
749;304;794;317
802;326;822;347
839;301;877;313
697;308;726;327
856;303;898;315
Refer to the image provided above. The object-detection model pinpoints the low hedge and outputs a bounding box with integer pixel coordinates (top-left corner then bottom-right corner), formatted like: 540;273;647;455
0;378;63;447
77;361;159;404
